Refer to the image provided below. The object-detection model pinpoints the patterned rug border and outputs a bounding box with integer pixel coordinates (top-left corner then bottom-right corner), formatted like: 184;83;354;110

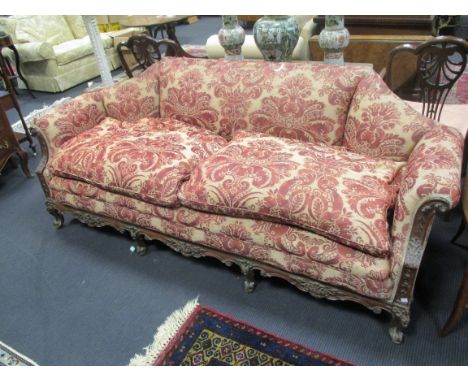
0;341;38;366
130;300;353;366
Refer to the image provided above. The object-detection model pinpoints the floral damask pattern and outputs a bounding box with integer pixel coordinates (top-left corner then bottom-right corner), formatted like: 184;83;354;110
343;72;437;161
35;90;106;157
48;117;227;207
179;133;404;257
48;176;394;298
390;124;463;278
159;57;372;143
102;63;160;123
36;56;465;305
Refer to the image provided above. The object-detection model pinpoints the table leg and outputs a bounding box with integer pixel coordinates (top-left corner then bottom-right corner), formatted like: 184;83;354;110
9;45;35;98
16;148;31;177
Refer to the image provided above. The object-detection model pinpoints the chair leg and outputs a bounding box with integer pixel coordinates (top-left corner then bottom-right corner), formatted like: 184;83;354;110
439;265;468;336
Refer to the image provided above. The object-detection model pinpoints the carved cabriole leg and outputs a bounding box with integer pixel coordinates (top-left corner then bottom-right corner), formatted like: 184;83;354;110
389;313;406;344
240;264;256;293
45;200;64;229
130;233;148;256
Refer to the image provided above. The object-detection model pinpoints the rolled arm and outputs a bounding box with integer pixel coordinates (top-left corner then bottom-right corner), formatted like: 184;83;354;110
390;124;464;284
11;42;55;62
33;61;160;158
395;124;463;217
34;90;107;158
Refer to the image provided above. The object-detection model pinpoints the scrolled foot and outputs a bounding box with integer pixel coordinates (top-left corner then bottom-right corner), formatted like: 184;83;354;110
49;209;64;229
130;234;148;256
244;278;256;293
241;265;256;293
389;317;405;344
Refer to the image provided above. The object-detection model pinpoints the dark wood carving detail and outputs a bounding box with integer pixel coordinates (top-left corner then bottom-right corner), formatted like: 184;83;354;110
38;193;449;344
384;36;468;121
117;35;198;78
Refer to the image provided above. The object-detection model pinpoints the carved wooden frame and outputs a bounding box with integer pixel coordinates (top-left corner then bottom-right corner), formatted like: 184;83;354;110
33;126;449;344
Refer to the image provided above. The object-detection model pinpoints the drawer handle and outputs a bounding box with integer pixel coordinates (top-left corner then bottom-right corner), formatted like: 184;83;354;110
0;140;9;150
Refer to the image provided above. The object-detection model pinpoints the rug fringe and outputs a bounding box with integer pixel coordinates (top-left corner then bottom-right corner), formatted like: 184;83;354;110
0;340;39;366
128;297;199;366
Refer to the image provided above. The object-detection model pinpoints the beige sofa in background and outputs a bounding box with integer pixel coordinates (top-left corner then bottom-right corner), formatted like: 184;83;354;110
206;16;317;60
0;15;142;93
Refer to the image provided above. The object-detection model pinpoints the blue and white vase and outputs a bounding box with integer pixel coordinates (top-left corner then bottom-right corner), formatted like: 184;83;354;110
318;16;350;65
218;16;245;61
253;16;299;61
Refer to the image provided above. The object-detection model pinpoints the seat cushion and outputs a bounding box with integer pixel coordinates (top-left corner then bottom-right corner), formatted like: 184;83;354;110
49;117;227;207
179;132;404;257
54;35;114;65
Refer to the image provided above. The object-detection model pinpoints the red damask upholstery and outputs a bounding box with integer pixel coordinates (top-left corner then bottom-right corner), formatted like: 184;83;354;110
159;57;372;142
49;117;227;207
179;132;404;257
35;62;161;158
48;176;394;299
343;72;437;162
34;56;465;310
102;62;160;122
35;90;106;157
390;124;463;276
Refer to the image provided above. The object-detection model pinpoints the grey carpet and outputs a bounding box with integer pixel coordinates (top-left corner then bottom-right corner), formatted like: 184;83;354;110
1;16;468;366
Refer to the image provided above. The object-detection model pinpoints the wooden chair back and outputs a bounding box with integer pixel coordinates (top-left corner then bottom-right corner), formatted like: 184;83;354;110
384;36;468;122
117;34;199;78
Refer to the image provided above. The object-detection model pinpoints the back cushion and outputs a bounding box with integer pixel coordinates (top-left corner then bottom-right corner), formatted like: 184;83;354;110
102;62;160;122
343;71;436;162
159;57;372;143
15;15;74;45
64;16;88;39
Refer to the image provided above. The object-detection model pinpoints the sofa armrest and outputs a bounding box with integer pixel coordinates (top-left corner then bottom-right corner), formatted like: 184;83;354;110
34;90;106;158
390;124;463;283
395;124;463;218
33;62;160;158
3;42;55;63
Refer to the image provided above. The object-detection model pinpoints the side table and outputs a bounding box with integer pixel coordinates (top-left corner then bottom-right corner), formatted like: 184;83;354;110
0;90;31;176
0;32;35;98
119;15;191;56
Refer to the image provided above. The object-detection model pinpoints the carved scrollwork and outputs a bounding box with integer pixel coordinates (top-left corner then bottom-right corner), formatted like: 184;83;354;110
405;200;449;269
163;237;208;259
36;202;420;343
74;210;112;230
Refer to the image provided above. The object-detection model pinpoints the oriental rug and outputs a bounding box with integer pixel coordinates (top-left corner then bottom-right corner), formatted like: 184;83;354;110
0;341;38;366
130;299;352;366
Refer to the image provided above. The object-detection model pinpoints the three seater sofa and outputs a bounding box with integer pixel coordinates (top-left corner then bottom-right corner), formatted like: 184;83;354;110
34;56;464;343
